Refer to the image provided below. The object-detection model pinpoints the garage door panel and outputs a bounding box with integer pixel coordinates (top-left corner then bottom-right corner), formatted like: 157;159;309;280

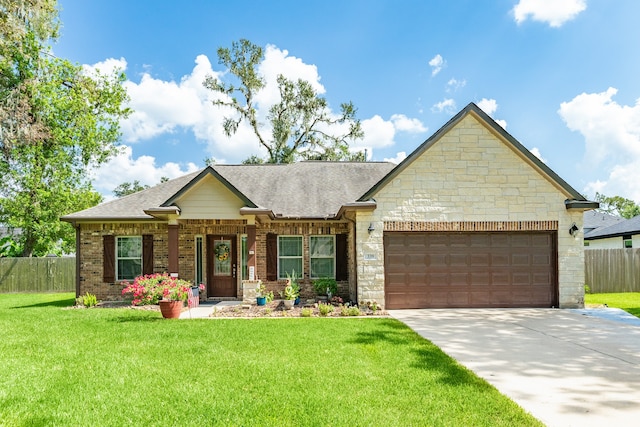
384;231;557;309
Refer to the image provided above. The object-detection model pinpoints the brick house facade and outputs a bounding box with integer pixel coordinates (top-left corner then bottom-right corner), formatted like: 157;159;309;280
63;103;597;309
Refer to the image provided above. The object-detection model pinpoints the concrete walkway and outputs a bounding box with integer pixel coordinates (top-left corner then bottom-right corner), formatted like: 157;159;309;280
389;308;640;427
179;301;240;319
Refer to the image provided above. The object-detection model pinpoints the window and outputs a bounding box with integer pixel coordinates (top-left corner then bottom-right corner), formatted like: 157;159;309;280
623;234;633;248
241;235;248;280
195;236;203;284
278;236;302;279
310;235;335;279
116;236;142;281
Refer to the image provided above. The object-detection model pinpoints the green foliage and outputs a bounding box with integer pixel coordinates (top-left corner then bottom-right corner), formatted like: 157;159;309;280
204;38;365;164
0;1;130;256
256;282;274;303
241;154;265;164
113;180;149;197
584;284;591;295
595;193;640;219
281;270;300;300
300;307;312;317
313;277;337;296
318;302;334;316
76;292;98;308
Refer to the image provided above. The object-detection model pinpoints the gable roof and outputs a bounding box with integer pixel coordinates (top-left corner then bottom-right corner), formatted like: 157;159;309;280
584;214;640;240
61;162;395;222
359;102;594;208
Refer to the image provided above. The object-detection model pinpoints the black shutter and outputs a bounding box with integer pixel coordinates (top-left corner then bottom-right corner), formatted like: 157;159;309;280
266;233;277;281
142;234;154;275
335;234;348;281
103;235;115;282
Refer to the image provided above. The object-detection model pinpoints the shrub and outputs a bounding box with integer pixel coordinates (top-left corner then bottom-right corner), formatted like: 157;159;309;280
584;284;591;294
313;278;337;296
347;306;361;316
300;308;313;317
76;292;98;308
318;302;334;316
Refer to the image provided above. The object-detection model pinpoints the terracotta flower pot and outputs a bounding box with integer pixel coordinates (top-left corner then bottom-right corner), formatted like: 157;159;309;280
159;300;183;319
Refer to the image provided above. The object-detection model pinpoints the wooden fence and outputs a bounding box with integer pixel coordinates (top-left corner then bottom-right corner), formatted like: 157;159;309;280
0;257;75;293
585;249;640;293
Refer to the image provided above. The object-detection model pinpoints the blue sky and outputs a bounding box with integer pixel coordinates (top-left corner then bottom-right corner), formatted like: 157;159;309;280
55;0;640;203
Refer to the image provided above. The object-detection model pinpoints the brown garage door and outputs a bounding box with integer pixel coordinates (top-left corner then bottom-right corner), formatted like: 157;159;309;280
384;232;557;309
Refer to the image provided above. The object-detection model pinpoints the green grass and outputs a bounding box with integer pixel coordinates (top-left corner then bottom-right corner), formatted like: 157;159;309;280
585;292;640;318
0;293;542;426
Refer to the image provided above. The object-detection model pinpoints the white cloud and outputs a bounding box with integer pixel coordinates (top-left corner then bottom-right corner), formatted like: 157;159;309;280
431;98;457;114
390;114;427;133
384;151;407;164
476;98;507;129
446;78;466;93
353;114;426;156
106;44;423;171
529;147;547;163
82;57;127;76
90;145;200;199
428;54;445;77
512;0;587;27
559;88;640;201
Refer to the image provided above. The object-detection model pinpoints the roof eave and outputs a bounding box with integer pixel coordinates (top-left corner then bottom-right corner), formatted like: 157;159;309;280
336;201;378;217
565;200;600;211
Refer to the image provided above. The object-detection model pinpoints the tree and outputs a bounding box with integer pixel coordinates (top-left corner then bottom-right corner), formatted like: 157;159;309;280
595;193;640;219
203;39;364;164
113;180;150;198
0;0;130;256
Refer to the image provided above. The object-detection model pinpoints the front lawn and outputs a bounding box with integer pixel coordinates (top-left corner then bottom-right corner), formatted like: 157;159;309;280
0;293;541;426
585;292;640;318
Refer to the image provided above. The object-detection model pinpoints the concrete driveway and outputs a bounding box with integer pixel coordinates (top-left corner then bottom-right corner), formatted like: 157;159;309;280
389;308;640;427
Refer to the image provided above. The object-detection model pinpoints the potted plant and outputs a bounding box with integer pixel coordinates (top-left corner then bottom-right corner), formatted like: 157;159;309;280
256;282;273;306
157;276;192;318
313;277;337;300
281;271;300;310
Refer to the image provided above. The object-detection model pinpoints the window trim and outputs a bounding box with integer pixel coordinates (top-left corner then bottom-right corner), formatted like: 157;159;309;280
309;235;336;279
115;236;142;281
277;235;303;280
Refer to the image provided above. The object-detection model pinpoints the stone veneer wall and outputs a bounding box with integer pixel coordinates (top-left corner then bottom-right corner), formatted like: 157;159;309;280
355;114;586;308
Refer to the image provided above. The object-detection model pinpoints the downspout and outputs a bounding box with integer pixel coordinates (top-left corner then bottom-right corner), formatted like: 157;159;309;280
74;223;81;298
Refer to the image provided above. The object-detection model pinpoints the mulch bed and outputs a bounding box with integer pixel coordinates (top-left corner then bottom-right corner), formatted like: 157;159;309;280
86;300;388;318
208;300;388;318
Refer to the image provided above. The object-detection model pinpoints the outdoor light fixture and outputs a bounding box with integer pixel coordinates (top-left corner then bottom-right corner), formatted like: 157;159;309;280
569;223;579;237
368;223;375;234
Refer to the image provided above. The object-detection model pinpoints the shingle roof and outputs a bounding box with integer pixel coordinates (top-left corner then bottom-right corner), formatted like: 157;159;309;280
584;214;640;240
583;211;624;234
61;162;395;221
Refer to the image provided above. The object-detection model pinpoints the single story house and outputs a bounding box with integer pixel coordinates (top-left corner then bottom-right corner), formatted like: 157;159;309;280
61;103;597;309
584;214;640;249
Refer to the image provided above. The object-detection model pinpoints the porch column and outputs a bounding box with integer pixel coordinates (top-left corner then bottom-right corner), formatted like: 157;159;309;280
247;225;257;280
168;224;179;276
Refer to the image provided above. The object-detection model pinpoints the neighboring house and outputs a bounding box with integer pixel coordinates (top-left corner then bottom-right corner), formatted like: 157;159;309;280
583;211;624;237
584;214;640;249
61;103;597;309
